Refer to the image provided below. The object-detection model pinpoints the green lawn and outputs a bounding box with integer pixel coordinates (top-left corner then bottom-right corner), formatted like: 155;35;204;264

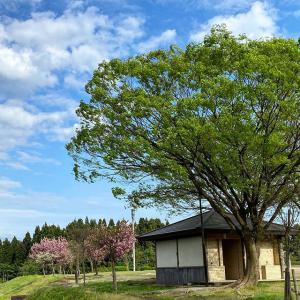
0;271;291;300
0;275;63;300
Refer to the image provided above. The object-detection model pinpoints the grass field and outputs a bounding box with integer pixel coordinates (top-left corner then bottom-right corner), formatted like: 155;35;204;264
0;275;63;300
0;271;290;300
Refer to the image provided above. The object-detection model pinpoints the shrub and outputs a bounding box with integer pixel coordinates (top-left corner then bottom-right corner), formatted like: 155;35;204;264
20;261;40;275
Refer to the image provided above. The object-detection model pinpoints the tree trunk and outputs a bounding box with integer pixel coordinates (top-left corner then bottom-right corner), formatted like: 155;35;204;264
95;262;98;276
237;235;260;287
42;266;45;276
90;259;94;273
112;260;117;291
75;258;80;284
82;262;86;286
52;262;55;276
124;255;129;271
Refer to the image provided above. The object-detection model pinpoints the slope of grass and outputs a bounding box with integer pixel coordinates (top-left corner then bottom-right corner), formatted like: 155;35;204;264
27;280;169;300
0;271;290;300
26;281;287;300
0;275;63;300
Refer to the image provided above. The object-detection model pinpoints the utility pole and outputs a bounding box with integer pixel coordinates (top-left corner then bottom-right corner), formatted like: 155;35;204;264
199;198;209;286
131;208;136;272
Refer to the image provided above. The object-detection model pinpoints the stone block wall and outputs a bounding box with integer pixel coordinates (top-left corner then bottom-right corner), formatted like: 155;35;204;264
209;266;226;281
259;239;282;280
207;238;226;281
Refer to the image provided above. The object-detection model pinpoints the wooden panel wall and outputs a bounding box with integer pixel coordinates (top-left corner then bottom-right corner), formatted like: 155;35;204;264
156;267;206;285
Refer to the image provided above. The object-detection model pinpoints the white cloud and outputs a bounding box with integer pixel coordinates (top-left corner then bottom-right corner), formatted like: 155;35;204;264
0;5;176;166
0;101;71;159
0;177;22;190
0;7;145;97
0;182;65;211
0;208;48;218
16;151;61;165
137;29;177;53
0;180;69;239
48;123;80;142
5;162;30;170
64;73;87;89
190;1;278;41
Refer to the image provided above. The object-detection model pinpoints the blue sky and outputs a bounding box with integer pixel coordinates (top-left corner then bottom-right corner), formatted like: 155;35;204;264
1;0;300;239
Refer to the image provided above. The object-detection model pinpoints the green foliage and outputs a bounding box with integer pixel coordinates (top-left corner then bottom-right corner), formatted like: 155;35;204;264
0;263;18;282
32;226;41;244
67;25;300;242
10;237;26;265
19;261;40;276
108;219;115;228
32;224;65;244
291;224;300;264
23;232;32;257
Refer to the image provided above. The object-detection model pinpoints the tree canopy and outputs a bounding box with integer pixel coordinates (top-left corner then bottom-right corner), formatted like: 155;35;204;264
67;26;300;284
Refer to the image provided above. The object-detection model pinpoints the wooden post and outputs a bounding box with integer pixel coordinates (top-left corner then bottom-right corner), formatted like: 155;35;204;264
292;269;299;300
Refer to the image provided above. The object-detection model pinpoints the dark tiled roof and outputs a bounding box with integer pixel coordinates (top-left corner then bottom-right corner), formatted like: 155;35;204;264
138;210;287;241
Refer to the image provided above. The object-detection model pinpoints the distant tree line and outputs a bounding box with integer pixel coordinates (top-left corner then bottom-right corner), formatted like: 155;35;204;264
0;217;167;282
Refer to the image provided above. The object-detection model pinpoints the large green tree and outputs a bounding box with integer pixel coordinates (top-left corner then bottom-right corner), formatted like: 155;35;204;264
67;26;300;286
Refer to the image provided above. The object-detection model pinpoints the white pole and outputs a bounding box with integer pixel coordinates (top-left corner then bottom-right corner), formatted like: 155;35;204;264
131;208;136;272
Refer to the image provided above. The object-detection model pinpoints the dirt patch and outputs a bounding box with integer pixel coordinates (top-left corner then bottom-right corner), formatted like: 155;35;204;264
50;279;73;287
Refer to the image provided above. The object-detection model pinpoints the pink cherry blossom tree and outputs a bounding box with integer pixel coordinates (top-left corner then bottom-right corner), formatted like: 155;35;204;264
29;237;72;275
85;232;106;275
54;238;73;274
98;221;135;291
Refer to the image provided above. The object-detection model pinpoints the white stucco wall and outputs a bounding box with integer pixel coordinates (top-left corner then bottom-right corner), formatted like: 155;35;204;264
178;236;203;267
156;236;203;268
156;239;177;267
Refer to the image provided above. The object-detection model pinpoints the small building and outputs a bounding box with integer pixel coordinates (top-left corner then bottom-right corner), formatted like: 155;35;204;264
138;210;286;285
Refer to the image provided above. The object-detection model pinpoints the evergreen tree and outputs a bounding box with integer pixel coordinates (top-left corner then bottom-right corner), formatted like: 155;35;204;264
90;219;97;228
108;219;115;228
0;239;12;264
32;226;41;244
0;239;3;263
10;237;26;265
22;232;32;257
135;218;166;269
